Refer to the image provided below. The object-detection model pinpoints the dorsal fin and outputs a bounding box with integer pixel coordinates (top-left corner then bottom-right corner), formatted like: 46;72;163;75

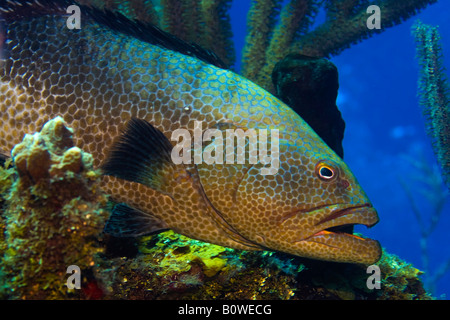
0;0;227;69
0;0;68;21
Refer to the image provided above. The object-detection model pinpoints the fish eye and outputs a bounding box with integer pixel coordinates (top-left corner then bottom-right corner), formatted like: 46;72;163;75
315;162;337;181
320;166;334;178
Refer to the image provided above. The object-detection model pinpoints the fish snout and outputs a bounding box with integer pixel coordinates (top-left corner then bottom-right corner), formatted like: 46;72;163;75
272;203;381;264
314;203;379;231
301;203;381;264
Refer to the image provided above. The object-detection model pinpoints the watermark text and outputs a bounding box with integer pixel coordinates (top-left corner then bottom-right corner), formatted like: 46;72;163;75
171;121;279;175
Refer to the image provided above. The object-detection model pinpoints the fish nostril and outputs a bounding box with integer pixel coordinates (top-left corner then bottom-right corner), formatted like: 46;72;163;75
340;179;350;189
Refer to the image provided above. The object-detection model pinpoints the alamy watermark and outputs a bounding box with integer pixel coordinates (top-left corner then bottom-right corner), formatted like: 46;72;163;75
66;265;81;289
65;4;381;31
66;5;81;30
366;264;381;289
170;121;280;175
367;5;381;30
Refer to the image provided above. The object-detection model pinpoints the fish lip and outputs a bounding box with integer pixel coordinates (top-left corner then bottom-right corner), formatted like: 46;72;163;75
302;231;382;264
303;203;379;242
315;203;378;228
289;202;379;243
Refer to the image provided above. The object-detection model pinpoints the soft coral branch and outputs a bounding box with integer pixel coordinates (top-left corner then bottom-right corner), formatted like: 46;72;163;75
243;0;438;92
292;0;438;57
412;20;450;190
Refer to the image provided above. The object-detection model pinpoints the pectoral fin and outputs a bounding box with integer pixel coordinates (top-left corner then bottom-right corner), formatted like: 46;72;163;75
101;118;175;195
104;203;168;237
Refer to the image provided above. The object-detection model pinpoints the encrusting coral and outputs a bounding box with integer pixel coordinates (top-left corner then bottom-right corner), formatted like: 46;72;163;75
94;231;432;300
0;117;109;299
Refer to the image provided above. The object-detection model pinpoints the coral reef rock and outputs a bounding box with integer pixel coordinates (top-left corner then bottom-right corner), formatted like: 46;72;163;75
0;116;109;299
96;231;433;300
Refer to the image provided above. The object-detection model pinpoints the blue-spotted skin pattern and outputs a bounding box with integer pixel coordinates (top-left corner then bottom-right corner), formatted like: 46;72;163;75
0;13;381;264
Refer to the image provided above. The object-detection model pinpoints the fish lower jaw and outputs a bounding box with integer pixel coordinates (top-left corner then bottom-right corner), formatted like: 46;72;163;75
300;226;382;264
312;229;364;240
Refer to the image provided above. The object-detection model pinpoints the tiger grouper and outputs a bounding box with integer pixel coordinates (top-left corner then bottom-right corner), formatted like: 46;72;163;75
0;0;381;264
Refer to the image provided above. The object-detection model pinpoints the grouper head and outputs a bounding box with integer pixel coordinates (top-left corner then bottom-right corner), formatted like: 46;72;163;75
196;117;382;265
234;151;379;264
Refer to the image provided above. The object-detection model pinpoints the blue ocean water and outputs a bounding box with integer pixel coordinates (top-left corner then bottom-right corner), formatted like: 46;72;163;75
228;1;450;298
333;3;450;299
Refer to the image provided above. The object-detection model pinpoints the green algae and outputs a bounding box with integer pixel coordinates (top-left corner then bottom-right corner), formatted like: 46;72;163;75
95;231;433;300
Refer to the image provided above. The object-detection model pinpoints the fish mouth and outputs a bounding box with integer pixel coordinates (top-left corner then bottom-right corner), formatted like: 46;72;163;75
294;203;381;264
304;203;379;240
